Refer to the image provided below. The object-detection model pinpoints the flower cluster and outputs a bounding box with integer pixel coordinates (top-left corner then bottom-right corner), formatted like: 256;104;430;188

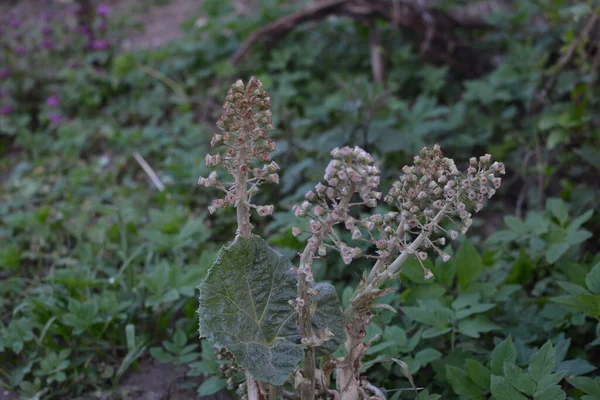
378;145;504;275
197;77;279;216
293;146;381;264
0;4;115;125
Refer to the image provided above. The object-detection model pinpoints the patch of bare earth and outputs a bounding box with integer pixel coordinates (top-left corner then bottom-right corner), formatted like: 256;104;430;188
76;358;232;400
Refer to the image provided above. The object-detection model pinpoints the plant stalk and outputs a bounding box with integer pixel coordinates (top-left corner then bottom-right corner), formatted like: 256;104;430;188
297;188;354;400
338;204;451;399
236;129;252;237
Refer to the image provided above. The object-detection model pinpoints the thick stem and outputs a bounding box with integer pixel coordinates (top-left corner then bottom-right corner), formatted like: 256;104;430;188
269;385;279;400
247;373;260;400
338;204;451;399
298;265;317;400
236;131;252;237
297;188;354;400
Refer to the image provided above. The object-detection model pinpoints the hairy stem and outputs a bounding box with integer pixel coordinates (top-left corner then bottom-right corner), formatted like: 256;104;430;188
236;130;252;237
338;204;451;400
298;188;354;400
247;374;260;400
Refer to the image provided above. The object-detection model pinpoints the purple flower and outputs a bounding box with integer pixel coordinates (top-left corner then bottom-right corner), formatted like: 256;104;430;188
42;26;52;35
97;5;111;16
14;46;26;55
9;18;20;28
0;68;10;80
46;95;60;108
42;39;56;50
90;39;109;50
78;25;91;34
48;112;62;124
1;104;14;115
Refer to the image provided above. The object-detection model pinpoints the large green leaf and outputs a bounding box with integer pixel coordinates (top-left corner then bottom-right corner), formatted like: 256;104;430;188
197;235;303;386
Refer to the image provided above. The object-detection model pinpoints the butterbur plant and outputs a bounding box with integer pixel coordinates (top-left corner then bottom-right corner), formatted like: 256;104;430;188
197;78;505;400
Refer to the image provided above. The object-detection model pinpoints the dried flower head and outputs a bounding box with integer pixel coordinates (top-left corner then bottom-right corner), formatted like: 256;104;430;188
292;146;381;269
197;78;278;220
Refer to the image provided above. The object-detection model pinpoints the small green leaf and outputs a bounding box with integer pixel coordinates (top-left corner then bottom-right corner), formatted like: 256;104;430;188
504;216;527;235
567;376;600;396
455;240;483;290
401;302;453;328
465;359;491;390
556;359;596;376
528;341;555;383
547;199;569;225
503;362;536;396
197;376;227;396
446;365;482;399
585;263;600;295
546;243;570;264
458;315;500;338
455;303;496;320
197;235;303;386
150;347;173;363
533;385;566;400
491;336;516;375
567;210;594;232
414;348;442;365
490;375;528;400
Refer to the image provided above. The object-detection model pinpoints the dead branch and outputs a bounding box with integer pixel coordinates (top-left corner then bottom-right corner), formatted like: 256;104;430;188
231;0;495;79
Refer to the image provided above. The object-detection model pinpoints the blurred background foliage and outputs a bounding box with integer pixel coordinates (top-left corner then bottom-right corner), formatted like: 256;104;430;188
0;0;599;399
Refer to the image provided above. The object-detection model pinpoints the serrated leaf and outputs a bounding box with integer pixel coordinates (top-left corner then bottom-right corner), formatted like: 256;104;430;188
503;362;536;396
528;341;555;383
490;375;528;400
556;359;596;376
197;235;303;386
465;359;491;390
446;365;482;399
458;315;500;338
533;385;566;400
491;336;516;375
586;263;600;295
568;376;600;396
455;240;483;290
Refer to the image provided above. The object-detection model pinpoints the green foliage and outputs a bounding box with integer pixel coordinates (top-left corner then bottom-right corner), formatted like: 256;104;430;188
198;235;304;385
1;0;599;397
197;235;345;385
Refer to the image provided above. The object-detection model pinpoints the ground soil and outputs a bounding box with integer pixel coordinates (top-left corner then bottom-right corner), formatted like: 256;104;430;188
75;359;232;400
